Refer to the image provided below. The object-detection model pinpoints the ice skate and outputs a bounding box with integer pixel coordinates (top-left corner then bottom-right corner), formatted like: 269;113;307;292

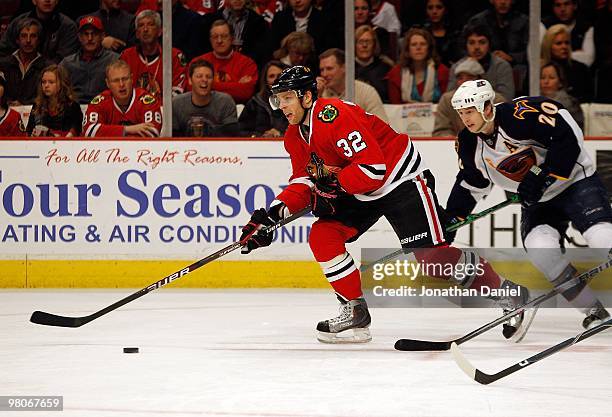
582;301;611;330
495;279;537;342
316;296;371;344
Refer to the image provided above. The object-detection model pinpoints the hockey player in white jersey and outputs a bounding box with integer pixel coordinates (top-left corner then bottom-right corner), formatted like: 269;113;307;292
447;79;612;329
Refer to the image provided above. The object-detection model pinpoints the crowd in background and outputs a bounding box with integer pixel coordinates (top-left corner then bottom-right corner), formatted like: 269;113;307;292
0;0;609;137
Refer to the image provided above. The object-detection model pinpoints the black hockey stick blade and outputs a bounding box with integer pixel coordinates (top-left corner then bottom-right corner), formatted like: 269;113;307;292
451;317;612;385
395;254;612;351
30;207;311;328
30;311;87;328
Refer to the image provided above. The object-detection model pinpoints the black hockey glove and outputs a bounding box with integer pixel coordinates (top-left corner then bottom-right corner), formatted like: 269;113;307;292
444;214;465;244
517;165;552;206
311;187;337;217
240;208;276;254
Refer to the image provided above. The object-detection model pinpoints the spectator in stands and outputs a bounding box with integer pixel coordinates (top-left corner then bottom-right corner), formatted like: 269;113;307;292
317;48;388;121
273;31;317;71
26;64;83;137
183;0;221;15
541;23;592;102
190;20;258;104
354;0;395;61
593;0;611;102
88;0;137;53
217;0;268;68
239;60;288;137
387;27;448;104
253;0;283;24
120;10;186;100
540;61;584;128
542;0;594;67
83;59;163;137
173;59;239;137
59;16;119;104
448;24;514;101
0;0;78;63
355;25;393;103
423;0;459;67
466;0;528;86
269;0;329;58
0;71;26;137
0;19;51;105
370;0;401;36
433;58;506;136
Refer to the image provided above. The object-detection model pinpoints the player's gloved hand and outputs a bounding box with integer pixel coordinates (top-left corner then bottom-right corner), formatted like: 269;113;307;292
517;165;552;206
445;215;465;244
311;187;337;217
240;208;275;254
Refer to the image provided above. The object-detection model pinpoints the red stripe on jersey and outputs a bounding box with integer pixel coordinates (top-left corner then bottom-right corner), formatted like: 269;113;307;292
416;175;444;244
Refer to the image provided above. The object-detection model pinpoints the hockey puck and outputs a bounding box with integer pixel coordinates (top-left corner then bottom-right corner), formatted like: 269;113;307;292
123;347;139;353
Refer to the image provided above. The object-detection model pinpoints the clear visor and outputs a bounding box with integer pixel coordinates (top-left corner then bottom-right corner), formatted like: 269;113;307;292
269;90;300;110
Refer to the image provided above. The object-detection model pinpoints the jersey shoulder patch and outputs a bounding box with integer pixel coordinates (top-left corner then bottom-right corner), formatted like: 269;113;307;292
317;103;339;123
90;95;105;105
140;94;157;105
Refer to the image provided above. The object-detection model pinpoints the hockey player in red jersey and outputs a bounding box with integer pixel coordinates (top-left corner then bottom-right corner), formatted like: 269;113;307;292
83;59;162;137
239;66;533;343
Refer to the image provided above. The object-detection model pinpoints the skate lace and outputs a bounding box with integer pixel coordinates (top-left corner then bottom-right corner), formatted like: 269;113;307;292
328;303;352;325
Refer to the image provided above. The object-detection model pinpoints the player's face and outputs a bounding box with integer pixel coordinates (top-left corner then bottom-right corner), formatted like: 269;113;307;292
136;16;161;45
41;71;59;98
354;0;370;24
491;0;512;15
356;31;375;61
190;66;213;97
551;32;570;60
408;34;429;62
106;66;133;103
466;34;489;60
33;0;58;14
17;25;40;54
275;90;305;125
319;55;345;92
426;0;445;23
265;65;283;88
457;107;486;133
553;0;576;22
210;25;233;56
78;28;104;54
540;65;562;95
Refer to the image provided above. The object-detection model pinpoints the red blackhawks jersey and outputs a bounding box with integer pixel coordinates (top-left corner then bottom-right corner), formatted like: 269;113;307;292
120;46;187;98
83;88;162;137
0;107;26;137
277;98;426;213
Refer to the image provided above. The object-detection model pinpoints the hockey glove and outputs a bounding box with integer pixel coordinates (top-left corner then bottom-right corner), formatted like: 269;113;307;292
444;214;465;244
517;165;552;206
240;208;276;254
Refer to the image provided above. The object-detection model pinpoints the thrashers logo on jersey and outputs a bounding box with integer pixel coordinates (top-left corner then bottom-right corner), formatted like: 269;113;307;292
512;99;538;120
318;104;338;123
90;95;104;105
140;94;157;105
487;147;537;182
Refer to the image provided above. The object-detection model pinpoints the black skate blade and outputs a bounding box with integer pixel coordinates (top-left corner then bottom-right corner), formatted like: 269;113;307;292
394;339;452;351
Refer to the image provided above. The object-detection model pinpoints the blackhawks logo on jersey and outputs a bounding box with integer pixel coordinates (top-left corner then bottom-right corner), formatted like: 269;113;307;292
90;95;105;105
140;94;157;105
318;104;338;123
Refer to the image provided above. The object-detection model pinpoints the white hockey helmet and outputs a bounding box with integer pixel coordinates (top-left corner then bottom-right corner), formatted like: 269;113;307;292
451;79;495;119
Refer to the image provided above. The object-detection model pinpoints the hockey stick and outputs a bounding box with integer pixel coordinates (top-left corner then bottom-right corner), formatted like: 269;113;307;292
360;195;519;272
30;206;312;328
451;317;612;385
394;254;612;351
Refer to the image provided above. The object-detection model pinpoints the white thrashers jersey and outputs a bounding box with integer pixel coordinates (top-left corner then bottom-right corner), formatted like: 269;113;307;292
277;98;425;213
448;96;594;214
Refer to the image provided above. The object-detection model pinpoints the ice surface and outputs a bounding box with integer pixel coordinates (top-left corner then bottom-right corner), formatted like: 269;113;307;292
1;289;610;417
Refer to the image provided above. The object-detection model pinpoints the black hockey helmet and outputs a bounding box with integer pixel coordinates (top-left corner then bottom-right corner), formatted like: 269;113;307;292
270;65;317;100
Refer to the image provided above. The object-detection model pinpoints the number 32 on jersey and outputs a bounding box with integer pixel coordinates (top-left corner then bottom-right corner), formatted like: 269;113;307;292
337;131;367;157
